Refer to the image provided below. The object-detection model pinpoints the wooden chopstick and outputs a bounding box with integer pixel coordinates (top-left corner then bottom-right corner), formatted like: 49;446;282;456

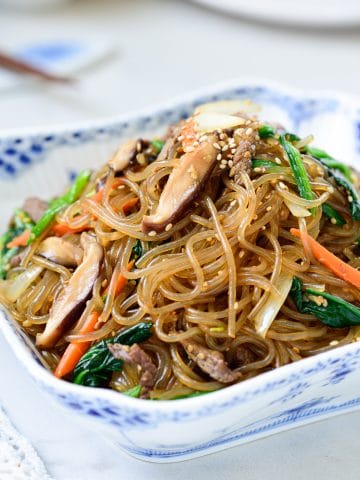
0;50;75;84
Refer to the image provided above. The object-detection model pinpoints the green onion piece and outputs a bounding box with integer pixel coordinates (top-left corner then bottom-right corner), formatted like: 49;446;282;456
29;169;91;243
321;203;346;226
305;146;353;182
258;125;276;139
122;385;142;398
151;140;165;152
279;135;315;214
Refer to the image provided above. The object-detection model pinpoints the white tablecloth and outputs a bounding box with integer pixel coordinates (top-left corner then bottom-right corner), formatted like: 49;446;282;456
1;1;360;479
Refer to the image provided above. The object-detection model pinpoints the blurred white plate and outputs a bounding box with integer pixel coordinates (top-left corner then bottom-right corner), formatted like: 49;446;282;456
191;0;360;27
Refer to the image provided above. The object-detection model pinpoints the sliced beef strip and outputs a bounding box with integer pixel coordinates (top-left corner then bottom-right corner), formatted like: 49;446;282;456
108;343;157;397
182;339;240;384
22;197;48;222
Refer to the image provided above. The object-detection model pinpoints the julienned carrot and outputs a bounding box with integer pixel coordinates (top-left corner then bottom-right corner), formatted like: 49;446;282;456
122;197;139;214
6;229;31;248
291;228;360;289
90;178;124;204
52;223;90;236
103;260;135;298
54;311;100;379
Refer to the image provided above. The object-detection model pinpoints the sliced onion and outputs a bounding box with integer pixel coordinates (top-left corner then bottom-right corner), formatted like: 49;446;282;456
194;99;261;116
283;197;311;218
0;265;43;302
254;271;294;338
194;113;247;133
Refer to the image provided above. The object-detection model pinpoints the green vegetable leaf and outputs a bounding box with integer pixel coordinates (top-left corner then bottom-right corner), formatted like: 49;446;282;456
279;135;315;214
290;277;360;328
0;209;35;279
329;171;360;221
29;169;91;243
258;125;276;139
321;203;346;226
252;159;284;174
151;140;165;152
171;390;212;400
305;146;353;182
122;385;142;398
132;239;143;261
73;322;153;388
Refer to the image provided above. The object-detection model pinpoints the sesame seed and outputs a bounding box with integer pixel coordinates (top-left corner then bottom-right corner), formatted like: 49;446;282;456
165;223;173;231
187;345;194;353
213;142;221;150
329;340;339;346
245;127;253;136
239;250;245;258
177;135;184;141
275;157;282;165
185;146;194;153
228;160;233;167
293;347;300;354
148;230;157;237
217;269;223;276
348;195;353;203
217;153;222;161
266;206;272;212
220;164;226;169
219;133;226;140
253;215;258;220
278;181;287;190
330;218;337;225
229;167;235;177
261;226;266;230
231;148;237;154
222;144;229;152
230;199;237;206
254;167;261;173
234;302;239;309
197;352;205;360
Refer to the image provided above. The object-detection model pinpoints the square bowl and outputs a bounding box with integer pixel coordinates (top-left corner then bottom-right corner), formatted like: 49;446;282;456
1;79;360;462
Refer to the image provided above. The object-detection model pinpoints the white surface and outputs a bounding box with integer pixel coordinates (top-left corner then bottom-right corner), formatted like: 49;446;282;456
1;0;360;479
191;0;360;27
0;407;52;480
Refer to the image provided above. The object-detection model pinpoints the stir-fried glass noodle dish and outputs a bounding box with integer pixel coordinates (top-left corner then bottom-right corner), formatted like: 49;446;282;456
1;100;360;400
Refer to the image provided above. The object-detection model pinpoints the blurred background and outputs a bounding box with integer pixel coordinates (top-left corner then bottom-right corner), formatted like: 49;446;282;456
0;0;360;131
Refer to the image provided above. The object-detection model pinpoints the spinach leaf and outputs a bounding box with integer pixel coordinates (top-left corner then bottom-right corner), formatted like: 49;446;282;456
73;322;153;387
290;277;360;328
0;209;35;279
171;390;212;400
305;146;353;182
279;135;315;214
258;125;276;139
122;385;142;398
252;159;285;174
321;203;346;226
132;239;143;261
151;140;165;152
329;171;360;221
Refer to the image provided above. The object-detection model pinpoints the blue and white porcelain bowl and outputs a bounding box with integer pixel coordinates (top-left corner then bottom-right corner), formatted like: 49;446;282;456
1;80;360;462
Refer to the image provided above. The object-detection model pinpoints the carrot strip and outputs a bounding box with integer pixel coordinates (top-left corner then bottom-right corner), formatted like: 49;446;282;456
122;197;139;214
6;229;31;248
52;223;90;236
291;228;360;289
54;311;100;379
90;178;124;204
103;260;135;298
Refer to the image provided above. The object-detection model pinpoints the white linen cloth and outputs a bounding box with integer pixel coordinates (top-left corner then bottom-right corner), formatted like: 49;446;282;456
0;407;52;480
